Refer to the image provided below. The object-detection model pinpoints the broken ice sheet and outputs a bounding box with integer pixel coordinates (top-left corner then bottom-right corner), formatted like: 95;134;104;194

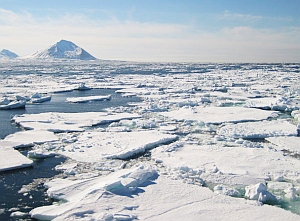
58;130;178;162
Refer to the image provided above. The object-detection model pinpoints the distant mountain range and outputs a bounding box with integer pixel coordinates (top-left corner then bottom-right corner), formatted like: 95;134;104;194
1;40;97;61
0;49;19;59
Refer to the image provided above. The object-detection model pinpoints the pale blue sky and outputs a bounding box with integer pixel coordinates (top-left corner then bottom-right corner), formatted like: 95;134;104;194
0;0;299;62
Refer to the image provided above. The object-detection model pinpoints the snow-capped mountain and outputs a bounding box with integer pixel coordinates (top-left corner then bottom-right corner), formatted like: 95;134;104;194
24;40;97;60
0;49;19;59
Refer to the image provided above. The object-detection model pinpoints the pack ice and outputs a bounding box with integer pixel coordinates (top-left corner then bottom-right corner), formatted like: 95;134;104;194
0;62;300;220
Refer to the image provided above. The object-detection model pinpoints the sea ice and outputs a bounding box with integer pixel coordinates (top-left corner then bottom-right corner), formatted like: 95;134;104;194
151;142;300;185
245;182;277;203
58;130;178;162
160;106;278;124
266;136;300;152
244;96;299;112
12;112;141;132
30;172;300;221
66;95;111;103
218;119;297;139
0;147;33;172
1;62;300;220
0;130;58;148
30;165;157;220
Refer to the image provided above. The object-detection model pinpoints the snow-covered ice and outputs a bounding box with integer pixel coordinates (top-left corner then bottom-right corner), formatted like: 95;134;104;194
218;119;297;139
151;142;300;185
0;130;58;149
12;112;141;132
58;131;178;162
29;168;300;221
160;106;278;124
0;147;33;172
66;95;111;103
0;62;300;220
266;136;300;152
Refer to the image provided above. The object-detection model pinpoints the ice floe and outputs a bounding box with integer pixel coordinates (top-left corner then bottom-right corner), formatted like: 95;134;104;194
0;100;26;110
160;106;278;124
0;147;33;172
0;130;58;149
218;119;297;139
151;142;300;185
58;131;178;162
66;95;111;103
12;112;141;132
244;96;299;112
266;136;300;153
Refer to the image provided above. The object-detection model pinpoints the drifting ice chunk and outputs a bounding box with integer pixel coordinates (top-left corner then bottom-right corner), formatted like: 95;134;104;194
0;130;58;149
213;184;241;197
0;147;33;172
12;112;141;132
0;100;26;110
27;150;56;159
31;93;51;103
66;95;111;103
0;97;10;105
245;183;277;203
75;83;91;90
244;96;299;112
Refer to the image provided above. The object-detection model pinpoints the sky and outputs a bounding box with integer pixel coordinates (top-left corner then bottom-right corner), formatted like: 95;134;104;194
0;0;299;62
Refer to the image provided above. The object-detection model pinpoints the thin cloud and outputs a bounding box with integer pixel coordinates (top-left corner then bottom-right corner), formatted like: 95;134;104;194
221;10;263;23
0;8;34;25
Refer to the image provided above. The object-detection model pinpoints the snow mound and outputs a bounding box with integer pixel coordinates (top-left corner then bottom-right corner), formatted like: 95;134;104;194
245;183;277;203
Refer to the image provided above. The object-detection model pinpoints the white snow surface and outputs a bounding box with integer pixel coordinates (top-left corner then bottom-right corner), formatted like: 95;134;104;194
151;142;300;185
266;136;300;152
0;147;33;172
12;112;141;132
59;131;178;161
244;96;299;111
66;95;111;103
160;106;278;124
218;119;297;138
0;130;58;148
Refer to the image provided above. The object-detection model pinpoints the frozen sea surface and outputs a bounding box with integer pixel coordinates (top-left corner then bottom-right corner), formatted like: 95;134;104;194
0;61;300;220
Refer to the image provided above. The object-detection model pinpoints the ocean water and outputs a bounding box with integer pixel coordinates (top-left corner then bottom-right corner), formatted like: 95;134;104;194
0;88;140;139
0;88;141;220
